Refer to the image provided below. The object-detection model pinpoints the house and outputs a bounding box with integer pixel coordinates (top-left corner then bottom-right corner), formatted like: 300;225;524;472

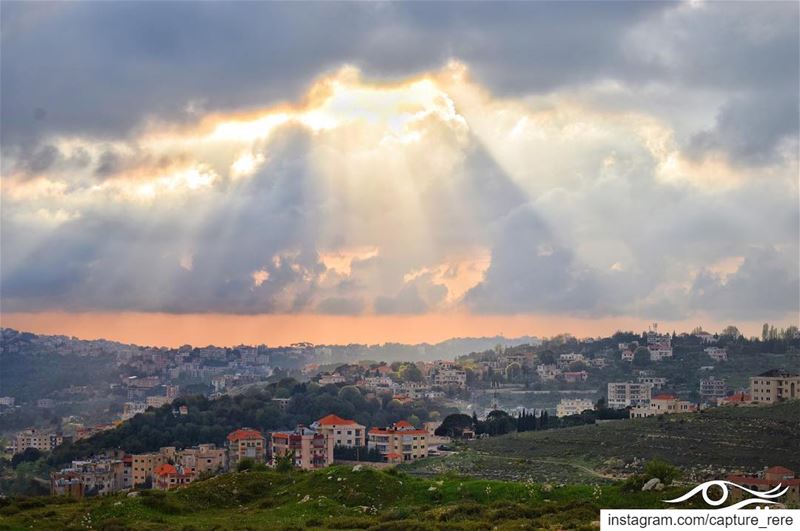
630;394;697;418
226;428;266;466
368;421;429;463
726;466;800;505
556;398;594;417
695;331;718;344
607;382;652;409
318;373;346;386
153;463;194;490
621;350;634;362
704;347;728;362
562;371;588;383
270;425;333;470
717;391;751;406
271;397;291;410
146;395;170;408
750;369;800;404
536;364;561;381
311;414;366;448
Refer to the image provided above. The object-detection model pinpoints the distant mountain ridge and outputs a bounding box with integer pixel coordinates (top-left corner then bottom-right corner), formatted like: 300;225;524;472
0;327;539;354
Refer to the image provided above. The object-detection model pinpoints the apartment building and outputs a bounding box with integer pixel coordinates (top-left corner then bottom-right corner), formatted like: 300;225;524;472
51;458;126;498
699;376;728;401
15;428;64;454
226;428;266;466
750;369;800;404
131;450;169;487
637;376;667;389
367;421;429;463
556;398;594;417
178;443;227;476
270;425;333;470
630;394;697;418
432;367;467;388
607;382;652;409
310;414;366;448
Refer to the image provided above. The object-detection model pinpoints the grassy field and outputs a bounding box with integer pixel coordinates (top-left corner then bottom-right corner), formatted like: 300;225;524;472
0;465;701;531
403;402;800;482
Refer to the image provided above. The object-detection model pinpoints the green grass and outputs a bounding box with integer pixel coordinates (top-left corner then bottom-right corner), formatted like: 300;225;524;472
0;466;694;530
403;402;800;482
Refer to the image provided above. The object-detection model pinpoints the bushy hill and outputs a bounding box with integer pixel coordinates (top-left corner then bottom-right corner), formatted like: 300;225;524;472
48;382;457;466
404;402;800;482
0;465;692;531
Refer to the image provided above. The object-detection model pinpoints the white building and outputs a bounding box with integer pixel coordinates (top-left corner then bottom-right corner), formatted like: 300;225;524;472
15;428;64;454
556;398;595;417
432;368;467;388
630;394;697;418
607;382;652;409
536;364;561;381
318;373;346;386
649;347;673;362
705;347;728;362
699;376;728;400
637;376;667;389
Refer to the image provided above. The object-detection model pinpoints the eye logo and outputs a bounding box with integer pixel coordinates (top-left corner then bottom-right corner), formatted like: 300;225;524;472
664;480;788;510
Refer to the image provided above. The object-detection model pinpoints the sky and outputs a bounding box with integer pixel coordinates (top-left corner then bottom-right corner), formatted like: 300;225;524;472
1;1;798;346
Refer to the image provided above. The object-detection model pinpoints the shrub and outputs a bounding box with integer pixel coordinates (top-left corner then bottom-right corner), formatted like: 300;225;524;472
644;459;681;485
237;458;255;472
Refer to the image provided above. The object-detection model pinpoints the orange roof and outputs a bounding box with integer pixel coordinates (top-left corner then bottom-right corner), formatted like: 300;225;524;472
369;427;428;436
723;392;751;402
394;420;413;428
155;463;177;476
727;475;800;486
652;394;678;400
316;414;358;426
766;466;795;476
227;428;263;442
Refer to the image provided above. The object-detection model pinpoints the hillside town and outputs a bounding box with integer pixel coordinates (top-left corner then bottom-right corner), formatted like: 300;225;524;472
2;324;799;502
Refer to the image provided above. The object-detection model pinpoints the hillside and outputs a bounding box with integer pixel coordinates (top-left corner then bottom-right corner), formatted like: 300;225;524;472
403;402;800;482
0;465;693;531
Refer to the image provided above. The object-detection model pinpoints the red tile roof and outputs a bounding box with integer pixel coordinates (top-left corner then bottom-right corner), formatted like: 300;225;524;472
155;463;177;476
227;428;264;442
722;392;751;403
394;420;413;428
652;394;678;400
727;475;800;487
316;414;358;426
767;466;795;476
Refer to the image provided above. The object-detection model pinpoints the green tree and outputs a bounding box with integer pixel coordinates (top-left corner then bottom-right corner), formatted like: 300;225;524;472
632;347;651;367
539;350;556;365
721;325;741;339
399;364;423;382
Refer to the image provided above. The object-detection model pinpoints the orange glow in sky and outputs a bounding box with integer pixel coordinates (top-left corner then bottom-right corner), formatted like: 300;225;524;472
0;312;772;348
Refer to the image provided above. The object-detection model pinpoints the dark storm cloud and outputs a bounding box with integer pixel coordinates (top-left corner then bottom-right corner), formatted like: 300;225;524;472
1;2;665;146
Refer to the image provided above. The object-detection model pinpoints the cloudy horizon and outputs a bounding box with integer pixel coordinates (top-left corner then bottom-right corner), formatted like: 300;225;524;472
1;1;798;345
